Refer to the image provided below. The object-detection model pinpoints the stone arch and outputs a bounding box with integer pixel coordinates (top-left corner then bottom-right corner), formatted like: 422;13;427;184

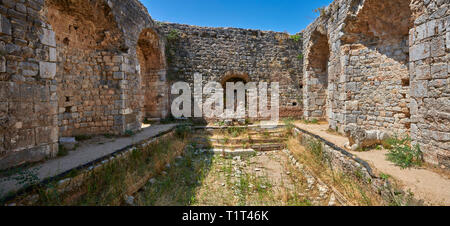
136;28;168;120
340;0;412;134
304;30;330;120
44;0;126;136
220;72;250;87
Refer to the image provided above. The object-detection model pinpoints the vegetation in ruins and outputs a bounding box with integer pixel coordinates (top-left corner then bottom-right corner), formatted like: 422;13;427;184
287;137;383;206
289;33;302;42
302;118;319;124
5;133;187;206
167;29;180;42
383;135;423;169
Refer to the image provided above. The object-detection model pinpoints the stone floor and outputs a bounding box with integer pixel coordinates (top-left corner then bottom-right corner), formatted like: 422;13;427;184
293;122;450;206
0;123;178;198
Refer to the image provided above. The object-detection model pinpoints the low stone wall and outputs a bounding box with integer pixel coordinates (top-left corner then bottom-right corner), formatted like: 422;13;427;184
1;126;177;204
292;127;374;181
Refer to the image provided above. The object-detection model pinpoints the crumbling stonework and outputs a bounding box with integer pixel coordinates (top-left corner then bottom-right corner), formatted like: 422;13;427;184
158;23;304;119
0;0;166;169
0;0;448;169
302;0;449;166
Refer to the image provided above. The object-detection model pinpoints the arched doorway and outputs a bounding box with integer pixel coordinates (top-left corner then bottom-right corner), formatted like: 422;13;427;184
221;73;250;119
136;29;167;120
304;30;330;120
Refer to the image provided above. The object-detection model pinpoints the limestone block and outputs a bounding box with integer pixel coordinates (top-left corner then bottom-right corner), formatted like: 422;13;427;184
0;15;11;36
49;47;57;62
39;62;56;79
40;28;56;47
0;56;5;73
59;137;77;150
411;80;428;98
431;63;448;79
431;36;446;57
0;145;49;170
415;63;431;80
410;42;430;61
113;72;125;80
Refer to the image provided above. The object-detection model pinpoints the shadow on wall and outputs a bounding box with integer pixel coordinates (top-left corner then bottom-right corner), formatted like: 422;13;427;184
137;29;169;121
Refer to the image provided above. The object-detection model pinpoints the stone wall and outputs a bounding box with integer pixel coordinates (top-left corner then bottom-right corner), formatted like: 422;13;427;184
0;0;167;169
302;0;449;166
45;0;126;136
158;23;304;119
0;0;59;169
409;0;449;166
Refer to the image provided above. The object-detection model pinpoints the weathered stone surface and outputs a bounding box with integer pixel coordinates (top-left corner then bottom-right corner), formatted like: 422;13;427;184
39;62;56;79
159;22;304;119
0;0;448;169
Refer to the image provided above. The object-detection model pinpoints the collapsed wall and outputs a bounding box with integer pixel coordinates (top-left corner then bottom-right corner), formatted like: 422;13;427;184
158;23;304;119
302;0;449;166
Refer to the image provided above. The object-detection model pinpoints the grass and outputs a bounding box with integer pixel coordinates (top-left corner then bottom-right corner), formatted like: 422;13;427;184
383;135;423;169
57;145;69;157
287;137;384;206
302;119;319;124
9;133;187;206
289;34;302;42
282;117;295;135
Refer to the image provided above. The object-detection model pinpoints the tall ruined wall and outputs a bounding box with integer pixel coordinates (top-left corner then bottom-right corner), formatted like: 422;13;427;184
158;23;304;119
45;0;127;137
409;0;449;166
0;0;59;169
303;0;449;166
0;0;166;169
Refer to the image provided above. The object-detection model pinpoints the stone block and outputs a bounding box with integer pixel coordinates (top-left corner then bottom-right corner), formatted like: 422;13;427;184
49;47;57;62
40;28;56;47
431;37;446;57
431;63;448;79
35;126;52;144
0;15;11;36
0;144;50;170
446;32;450;50
39;62;56;79
59;137;77;150
113;72;125;80
4;129;35;150
415;63;431;80
410;42;430;61
411;80;428;98
0;56;5;73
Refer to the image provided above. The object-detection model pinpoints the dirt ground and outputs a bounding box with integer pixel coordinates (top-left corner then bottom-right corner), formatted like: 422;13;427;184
294;122;450;206
135;150;332;206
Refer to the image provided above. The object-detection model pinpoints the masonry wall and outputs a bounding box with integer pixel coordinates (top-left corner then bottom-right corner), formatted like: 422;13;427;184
0;0;165;169
409;0;449;166
158;23;304;119
45;0;127;137
302;0;449;166
0;0;58;169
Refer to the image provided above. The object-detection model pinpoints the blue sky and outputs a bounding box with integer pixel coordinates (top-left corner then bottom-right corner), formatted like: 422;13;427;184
141;0;333;34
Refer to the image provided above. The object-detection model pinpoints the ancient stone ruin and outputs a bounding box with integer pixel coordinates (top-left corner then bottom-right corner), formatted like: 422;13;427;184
0;0;448;170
